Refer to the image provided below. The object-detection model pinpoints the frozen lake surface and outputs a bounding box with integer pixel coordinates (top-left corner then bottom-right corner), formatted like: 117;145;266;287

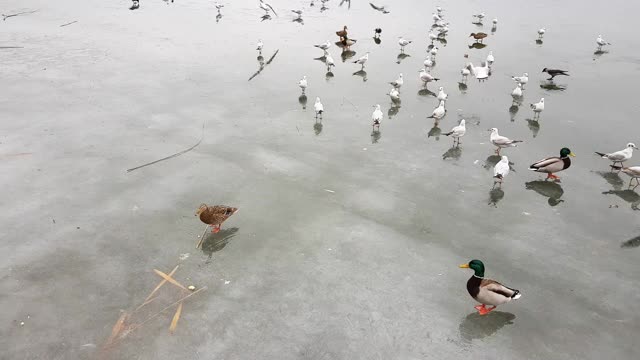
1;0;639;359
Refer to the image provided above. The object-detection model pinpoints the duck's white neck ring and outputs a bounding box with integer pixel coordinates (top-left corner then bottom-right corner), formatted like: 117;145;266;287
473;274;484;279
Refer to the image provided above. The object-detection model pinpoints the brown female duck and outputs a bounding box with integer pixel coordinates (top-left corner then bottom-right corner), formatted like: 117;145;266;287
469;32;488;42
196;204;238;233
336;25;348;39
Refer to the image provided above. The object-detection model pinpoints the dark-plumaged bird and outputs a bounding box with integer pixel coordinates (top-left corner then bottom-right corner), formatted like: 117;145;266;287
336;25;348;39
469;32;488;42
196;204;239;233
542;68;569;80
369;3;390;14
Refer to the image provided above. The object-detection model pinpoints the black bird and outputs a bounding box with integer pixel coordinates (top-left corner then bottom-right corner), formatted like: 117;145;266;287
374;28;382;37
542;68;569;80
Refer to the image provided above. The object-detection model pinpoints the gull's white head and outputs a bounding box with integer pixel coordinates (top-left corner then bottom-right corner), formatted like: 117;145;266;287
517;83;522;88
315;97;321;103
459;119;466;126
627;143;639;149
439;86;444;91
399;73;403;78
539;98;545;103
501;155;509;162
375;104;381;110
492;18;498;24
523;72;529;76
489;127;499;134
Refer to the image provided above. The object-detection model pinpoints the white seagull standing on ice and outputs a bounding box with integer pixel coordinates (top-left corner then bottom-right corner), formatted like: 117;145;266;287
326;53;335;70
398;37;412;52
390;73;404;89
530;98;545;119
444;119;466;145
419;69;439;87
428;100;446;121
314;97;324;119
437;86;448;101
424;55;434;70
388;87;400;102
372;104;383;129
511;83;523;98
353;52;369;69
596;34;611;50
512;73;529;88
298;76;307;93
314;40;331;51
467;62;490;81
595;143;638;168
490;128;522;155
493;156;510;188
486;51;495;65
538;28;546;39
461;66;471;82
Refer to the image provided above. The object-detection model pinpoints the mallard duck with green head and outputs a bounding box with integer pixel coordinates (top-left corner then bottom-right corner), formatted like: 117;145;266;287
459;260;521;315
529;147;575;180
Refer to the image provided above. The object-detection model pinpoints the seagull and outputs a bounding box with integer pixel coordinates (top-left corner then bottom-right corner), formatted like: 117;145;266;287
369;3;390;14
374;28;382;38
492;18;498;25
596;34;611;49
428;32;437;44
215;2;224;12
256;39;264;52
314;97;324;119
326;53;335;70
511;83;523;98
512;73;529;88
530;98;544;119
299;76;307;93
314;40;331;51
388;87;400;102
489;128;522;155
291;9;303;17
428;100;446;121
437;86;448;101
372;104;383;129
419;69;439;87
542;68;569;80
595;143;638;168
538;28;546;39
461;66;471;82
467;62;490;81
390;73;404;89
493;156;510;188
398;37;412;52
438;25;449;35
473;12;485;21
430;46;439;57
486;51;495;65
610;166;640;187
259;0;277;16
444;119;466;145
353;52;369;69
423;56;434;70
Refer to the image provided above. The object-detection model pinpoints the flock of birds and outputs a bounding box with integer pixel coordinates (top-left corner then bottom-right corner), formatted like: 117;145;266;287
130;1;635;316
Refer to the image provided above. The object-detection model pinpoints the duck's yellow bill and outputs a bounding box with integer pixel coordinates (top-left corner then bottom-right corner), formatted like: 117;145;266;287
459;264;470;268
569;152;576;157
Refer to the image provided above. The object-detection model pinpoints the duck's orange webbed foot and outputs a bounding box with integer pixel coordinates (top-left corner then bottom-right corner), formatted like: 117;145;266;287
477;305;497;315
212;225;221;233
546;173;560;180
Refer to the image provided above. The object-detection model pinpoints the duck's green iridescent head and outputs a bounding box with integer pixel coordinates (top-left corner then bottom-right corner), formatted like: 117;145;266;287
459;259;485;277
560;148;576;158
